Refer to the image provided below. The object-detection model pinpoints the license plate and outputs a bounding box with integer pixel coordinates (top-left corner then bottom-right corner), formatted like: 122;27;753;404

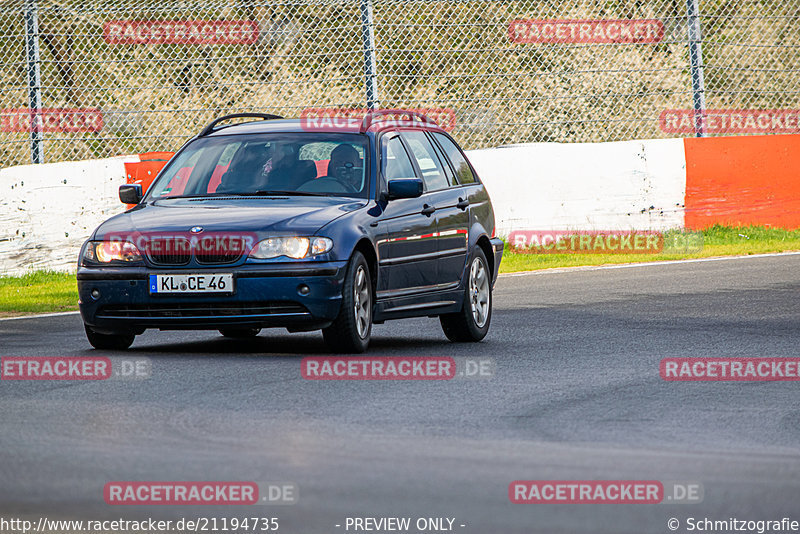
149;274;234;294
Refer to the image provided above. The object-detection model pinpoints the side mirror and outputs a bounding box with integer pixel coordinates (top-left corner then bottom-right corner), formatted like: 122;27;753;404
119;184;143;205
387;178;423;200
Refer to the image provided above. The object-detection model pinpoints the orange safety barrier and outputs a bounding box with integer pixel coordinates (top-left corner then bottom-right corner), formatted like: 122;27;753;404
124;151;175;193
684;135;800;230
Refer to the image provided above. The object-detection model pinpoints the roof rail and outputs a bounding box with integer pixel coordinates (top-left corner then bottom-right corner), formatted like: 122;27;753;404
359;109;438;133
198;113;284;137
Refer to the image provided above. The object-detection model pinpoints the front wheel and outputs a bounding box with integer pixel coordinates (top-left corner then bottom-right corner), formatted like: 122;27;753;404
440;246;492;342
84;324;135;350
322;251;372;353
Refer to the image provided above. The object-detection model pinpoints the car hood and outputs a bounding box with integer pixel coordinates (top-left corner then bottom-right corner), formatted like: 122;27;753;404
93;196;367;239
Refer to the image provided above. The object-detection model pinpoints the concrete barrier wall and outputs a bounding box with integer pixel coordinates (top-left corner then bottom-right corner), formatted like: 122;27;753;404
2;134;800;276
0;155;139;276
465;138;687;236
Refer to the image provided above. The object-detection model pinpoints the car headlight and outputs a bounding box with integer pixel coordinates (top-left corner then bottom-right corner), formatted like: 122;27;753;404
249;237;333;259
82;240;143;265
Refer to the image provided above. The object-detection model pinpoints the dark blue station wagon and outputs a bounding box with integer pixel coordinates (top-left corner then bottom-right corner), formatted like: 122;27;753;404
78;111;503;352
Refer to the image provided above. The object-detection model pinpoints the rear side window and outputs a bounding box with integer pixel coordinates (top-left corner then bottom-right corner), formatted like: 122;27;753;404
402;130;450;191
382;136;416;180
433;132;476;184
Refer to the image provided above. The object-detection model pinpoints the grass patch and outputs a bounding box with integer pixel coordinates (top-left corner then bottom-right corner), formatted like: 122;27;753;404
1;226;799;316
0;270;78;315
499;225;800;273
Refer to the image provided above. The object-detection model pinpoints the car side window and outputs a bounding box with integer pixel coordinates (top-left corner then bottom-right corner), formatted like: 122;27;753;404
426;132;457;186
382;136;417;180
402;130;449;191
160;149;204;196
432;132;476;185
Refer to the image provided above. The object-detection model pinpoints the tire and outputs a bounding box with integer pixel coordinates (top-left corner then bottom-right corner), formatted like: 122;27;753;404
440;246;492;342
219;328;261;338
323;251;372;353
84;324;135;350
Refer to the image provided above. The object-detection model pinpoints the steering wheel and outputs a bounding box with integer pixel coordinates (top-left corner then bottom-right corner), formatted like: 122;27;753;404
297;177;349;194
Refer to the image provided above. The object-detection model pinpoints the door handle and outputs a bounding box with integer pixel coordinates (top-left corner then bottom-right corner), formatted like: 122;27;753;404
456;197;470;210
421;204;436;216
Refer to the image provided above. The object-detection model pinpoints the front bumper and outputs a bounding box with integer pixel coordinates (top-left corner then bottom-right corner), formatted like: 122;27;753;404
78;262;348;333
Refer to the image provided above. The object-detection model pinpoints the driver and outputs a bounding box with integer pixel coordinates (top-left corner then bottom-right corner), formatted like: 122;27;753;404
327;144;363;192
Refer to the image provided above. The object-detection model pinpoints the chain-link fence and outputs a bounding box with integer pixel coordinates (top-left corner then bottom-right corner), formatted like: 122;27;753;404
1;0;799;166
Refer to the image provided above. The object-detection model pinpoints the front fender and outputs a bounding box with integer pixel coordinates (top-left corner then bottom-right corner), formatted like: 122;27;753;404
315;203;382;263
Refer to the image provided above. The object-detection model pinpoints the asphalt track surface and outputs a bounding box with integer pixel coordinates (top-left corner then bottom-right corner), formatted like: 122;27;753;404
1;254;799;534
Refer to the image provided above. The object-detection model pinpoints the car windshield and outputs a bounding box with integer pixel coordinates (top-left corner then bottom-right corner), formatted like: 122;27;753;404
147;133;369;199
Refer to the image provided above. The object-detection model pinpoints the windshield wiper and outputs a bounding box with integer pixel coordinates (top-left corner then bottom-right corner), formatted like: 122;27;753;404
154;190;333;199
152;194;207;199
254;190;329;197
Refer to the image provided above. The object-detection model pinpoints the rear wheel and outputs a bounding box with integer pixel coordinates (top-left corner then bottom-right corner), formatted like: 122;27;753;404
219;328;261;338
323;251;372;353
440;246;492;342
84;324;135;350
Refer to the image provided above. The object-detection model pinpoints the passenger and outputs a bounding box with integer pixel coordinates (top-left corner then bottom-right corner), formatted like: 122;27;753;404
263;143;316;191
216;145;268;193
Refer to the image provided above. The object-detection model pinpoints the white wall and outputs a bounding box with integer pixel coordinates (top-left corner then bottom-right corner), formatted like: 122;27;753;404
0;155;138;276
466;138;687;236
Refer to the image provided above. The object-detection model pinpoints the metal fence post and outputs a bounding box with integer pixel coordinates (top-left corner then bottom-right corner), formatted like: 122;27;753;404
686;0;706;137
24;0;44;163
359;0;379;110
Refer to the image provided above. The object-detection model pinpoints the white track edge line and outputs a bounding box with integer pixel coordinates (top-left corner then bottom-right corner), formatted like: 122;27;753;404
0;310;80;322
499;250;800;278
